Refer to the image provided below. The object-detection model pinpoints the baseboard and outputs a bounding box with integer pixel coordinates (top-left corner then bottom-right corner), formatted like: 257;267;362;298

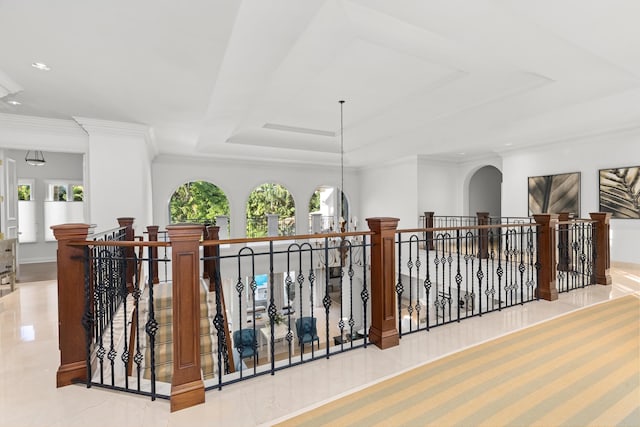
19;257;56;264
612;261;640;270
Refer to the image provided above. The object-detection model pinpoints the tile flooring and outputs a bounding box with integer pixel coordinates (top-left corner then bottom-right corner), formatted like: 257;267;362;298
0;262;638;426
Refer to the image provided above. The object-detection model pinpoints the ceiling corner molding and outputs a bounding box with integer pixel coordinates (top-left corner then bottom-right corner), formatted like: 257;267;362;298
498;121;640;156
74;117;159;160
73;116;157;153
73;116;149;135
0;69;23;99
0;112;85;136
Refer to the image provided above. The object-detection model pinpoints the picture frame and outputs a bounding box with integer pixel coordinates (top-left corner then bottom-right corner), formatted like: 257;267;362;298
528;172;581;217
599;166;640;219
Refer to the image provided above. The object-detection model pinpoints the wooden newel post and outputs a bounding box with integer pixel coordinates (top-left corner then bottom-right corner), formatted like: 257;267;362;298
146;225;160;284
117;217;135;292
477;212;490;259
423;211;434;250
53;223;91;387
589;212;612;285
533;214;559;301
166;224;205;412
204;225;220;292
366;217;400;350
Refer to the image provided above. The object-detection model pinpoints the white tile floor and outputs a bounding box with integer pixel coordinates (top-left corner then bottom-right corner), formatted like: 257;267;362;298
0;264;638;427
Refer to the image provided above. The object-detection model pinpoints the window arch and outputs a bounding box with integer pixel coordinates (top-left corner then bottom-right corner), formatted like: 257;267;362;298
246;183;295;237
169;181;230;227
308;185;349;233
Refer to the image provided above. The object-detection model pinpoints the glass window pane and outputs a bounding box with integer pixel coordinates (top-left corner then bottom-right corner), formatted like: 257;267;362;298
17;184;31;201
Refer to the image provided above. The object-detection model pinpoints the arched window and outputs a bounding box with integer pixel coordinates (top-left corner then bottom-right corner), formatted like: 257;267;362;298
308;185;349;233
169;181;230;228
246;183;295;237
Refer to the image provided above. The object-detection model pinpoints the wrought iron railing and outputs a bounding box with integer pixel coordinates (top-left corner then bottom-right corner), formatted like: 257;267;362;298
555;219;596;293
82;238;171;400
88;227;127;345
56;213;611;411
395;223;540;336
204;231;372;390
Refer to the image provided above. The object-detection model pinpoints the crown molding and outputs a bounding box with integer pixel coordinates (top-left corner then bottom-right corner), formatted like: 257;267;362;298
153;152;359;173
498;122;640;157
0;69;22;98
0;113;86;136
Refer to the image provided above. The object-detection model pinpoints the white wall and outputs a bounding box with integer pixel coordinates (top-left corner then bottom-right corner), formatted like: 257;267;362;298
360;156;418;229
418;157;460;217
152;155;360;237
502;127;640;263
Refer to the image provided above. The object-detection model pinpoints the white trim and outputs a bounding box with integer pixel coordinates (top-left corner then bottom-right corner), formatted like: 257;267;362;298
18;256;56;265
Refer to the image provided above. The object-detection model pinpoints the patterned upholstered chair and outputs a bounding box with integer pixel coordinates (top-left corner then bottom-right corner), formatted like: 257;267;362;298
295;316;320;351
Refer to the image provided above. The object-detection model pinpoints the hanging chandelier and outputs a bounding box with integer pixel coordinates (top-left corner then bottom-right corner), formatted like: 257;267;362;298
25;150;46;166
339;100;345;231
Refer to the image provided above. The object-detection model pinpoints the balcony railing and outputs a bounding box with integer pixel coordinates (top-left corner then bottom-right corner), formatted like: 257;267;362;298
53;212;612;412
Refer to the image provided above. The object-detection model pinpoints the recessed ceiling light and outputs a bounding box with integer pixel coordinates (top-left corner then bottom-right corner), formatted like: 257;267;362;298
458;152;466;155
505;143;513;147
7;100;21;106
31;62;51;71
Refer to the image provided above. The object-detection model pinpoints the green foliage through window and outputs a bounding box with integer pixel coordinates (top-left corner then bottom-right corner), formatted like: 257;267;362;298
308;190;320;213
18;184;31;201
72;185;84;201
169;181;230;224
246;183;295;237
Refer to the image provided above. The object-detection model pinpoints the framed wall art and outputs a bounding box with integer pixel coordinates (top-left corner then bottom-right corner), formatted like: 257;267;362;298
528;172;580;217
599;166;640;219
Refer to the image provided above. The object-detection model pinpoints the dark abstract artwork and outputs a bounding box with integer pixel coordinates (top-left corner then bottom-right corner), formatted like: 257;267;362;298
528;172;580;217
599;166;640;219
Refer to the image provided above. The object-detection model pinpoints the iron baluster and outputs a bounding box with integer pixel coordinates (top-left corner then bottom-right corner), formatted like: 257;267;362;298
455;229;461;323
82;246;93;389
396;233;403;335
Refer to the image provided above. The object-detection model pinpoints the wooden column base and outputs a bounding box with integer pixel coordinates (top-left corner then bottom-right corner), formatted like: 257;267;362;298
595;273;612;286
369;326;399;350
536;286;559;301
170;379;205;412
56;361;87;387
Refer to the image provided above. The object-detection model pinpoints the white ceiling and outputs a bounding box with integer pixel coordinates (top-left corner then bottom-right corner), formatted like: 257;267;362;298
1;0;639;166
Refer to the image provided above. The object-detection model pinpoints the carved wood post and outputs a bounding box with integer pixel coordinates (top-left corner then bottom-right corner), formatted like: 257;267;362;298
533;214;559;301
477;212;490;259
117;217;135;292
204;225;220;292
366;217;400;350
557;213;572;272
590;212;612;285
53;223;91;387
423;211;434;250
166;224;205;412
146;225;160;284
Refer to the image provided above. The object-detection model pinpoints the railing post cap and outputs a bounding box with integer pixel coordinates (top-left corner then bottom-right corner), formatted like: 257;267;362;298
532;213;559;224
366;217;400;231
117;217;135;224
166;223;204;240
589;212;611;223
51;223;92;240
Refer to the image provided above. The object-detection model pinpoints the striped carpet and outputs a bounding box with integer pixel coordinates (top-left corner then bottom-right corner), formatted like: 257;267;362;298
276;295;640;427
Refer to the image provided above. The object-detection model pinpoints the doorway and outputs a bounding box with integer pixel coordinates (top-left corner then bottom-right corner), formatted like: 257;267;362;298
468;165;502;217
